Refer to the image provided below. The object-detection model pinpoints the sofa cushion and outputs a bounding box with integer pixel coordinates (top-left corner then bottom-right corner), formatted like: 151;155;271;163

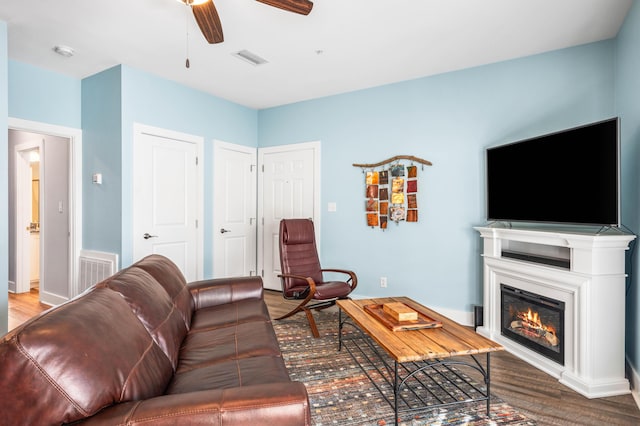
167;356;291;394
96;267;188;370
189;298;271;332
133;254;194;329
85;383;311;425
0;288;173;425
176;320;282;373
188;276;265;310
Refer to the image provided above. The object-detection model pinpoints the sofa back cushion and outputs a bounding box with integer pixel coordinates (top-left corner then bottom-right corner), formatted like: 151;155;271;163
96;266;188;370
0;287;173;425
132;254;194;329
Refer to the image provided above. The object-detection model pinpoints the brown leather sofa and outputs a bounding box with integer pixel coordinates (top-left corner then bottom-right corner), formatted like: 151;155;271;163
0;254;310;425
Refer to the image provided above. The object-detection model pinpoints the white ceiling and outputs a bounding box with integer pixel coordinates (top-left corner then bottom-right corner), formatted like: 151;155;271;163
0;0;633;109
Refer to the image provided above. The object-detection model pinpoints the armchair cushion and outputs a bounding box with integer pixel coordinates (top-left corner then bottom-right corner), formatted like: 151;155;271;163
311;280;354;299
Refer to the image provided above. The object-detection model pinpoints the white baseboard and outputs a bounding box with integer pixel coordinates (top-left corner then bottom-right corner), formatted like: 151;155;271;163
39;290;65;307
8;280;16;293
627;357;640;410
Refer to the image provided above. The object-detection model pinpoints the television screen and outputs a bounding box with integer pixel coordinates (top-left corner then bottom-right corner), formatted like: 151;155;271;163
486;118;619;226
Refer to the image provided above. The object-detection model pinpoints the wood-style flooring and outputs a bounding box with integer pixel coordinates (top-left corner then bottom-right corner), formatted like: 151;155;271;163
7;288;49;331
7;289;640;425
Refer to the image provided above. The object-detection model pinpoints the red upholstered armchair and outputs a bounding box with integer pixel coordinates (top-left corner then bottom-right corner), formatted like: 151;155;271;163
276;218;358;337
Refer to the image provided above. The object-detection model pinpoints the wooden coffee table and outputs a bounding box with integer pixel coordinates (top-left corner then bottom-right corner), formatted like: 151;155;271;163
337;297;503;424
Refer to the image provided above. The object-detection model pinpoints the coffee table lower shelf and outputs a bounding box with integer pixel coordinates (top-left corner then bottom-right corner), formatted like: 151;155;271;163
339;316;492;424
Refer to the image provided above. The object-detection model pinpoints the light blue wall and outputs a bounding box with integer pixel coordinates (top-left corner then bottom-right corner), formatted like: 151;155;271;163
259;41;616;312
8;60;81;129
81;66;123;257
1;21;9;334
616;0;640;380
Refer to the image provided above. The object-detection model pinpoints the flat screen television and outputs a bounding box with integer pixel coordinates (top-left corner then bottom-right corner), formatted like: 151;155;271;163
486;117;620;227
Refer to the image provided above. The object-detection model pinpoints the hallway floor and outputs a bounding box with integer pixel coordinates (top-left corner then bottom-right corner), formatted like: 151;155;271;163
8;289;48;331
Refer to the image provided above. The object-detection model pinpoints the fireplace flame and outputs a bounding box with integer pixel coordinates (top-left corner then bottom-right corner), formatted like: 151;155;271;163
512;307;559;347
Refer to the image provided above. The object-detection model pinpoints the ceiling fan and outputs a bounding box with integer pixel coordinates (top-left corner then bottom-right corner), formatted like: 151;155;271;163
178;0;314;44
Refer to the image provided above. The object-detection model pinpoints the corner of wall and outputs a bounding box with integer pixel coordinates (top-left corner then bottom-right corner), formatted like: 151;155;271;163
1;20;10;334
626;356;640;411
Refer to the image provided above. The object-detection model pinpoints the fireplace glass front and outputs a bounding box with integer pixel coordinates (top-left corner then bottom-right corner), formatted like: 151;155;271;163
500;284;565;365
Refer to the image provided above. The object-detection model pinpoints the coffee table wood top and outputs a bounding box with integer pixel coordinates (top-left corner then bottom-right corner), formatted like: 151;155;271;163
338;297;503;363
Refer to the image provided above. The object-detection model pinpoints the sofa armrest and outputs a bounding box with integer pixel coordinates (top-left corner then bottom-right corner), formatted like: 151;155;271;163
187;275;264;310
82;382;310;425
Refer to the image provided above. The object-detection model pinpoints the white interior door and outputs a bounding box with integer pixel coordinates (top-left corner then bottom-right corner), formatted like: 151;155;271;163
133;124;203;282
258;141;320;291
213;141;257;278
14;143;41;294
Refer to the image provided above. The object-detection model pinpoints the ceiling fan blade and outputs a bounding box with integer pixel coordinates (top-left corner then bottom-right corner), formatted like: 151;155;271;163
192;0;224;44
256;0;314;16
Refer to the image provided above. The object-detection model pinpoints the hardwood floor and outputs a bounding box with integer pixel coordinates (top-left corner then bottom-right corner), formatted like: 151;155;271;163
7;289;640;425
7;289;50;331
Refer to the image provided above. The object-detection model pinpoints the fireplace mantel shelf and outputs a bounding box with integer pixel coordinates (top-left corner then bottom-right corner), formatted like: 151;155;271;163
474;226;636;399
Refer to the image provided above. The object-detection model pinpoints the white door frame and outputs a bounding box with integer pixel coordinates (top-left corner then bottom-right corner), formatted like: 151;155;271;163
132;123;204;280
14;143;41;294
8;118;82;302
257;141;321;283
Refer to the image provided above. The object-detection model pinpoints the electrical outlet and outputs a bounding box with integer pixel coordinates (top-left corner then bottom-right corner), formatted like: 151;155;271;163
380;277;387;288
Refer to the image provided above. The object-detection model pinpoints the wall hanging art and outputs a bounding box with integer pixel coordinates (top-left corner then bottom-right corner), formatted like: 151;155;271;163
353;155;432;229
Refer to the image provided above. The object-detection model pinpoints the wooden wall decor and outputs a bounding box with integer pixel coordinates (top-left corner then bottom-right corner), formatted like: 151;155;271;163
354;155;432;229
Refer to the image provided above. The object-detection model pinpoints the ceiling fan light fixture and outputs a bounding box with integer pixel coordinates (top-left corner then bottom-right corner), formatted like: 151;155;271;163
177;0;209;5
232;50;269;66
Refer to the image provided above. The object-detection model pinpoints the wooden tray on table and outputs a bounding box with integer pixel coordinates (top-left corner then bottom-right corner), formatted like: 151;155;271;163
364;303;443;331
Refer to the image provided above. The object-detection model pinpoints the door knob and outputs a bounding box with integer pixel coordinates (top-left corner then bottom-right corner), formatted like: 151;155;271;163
220;228;231;234
143;233;158;240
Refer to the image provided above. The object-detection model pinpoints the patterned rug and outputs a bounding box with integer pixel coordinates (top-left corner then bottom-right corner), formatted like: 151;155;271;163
273;310;536;426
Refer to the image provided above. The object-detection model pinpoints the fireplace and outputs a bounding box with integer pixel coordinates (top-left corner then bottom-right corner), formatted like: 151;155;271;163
500;284;565;365
475;226;635;398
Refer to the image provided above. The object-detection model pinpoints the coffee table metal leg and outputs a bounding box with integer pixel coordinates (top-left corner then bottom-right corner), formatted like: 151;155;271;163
338;308;343;351
486;352;491;416
394;361;399;426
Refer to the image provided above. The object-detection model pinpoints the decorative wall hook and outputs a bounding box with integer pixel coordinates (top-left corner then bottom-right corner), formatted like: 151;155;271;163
352;155;432;169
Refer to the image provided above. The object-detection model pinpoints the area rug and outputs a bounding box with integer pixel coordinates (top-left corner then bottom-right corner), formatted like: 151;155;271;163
273;310;537;426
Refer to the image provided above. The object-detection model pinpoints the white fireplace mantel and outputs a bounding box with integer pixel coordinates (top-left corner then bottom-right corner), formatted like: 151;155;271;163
474;226;635;399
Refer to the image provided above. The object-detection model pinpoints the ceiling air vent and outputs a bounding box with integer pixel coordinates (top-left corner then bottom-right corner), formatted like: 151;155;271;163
232;49;269;66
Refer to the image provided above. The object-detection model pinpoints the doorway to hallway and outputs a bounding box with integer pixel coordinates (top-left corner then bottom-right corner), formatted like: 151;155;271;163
7;118;82;309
